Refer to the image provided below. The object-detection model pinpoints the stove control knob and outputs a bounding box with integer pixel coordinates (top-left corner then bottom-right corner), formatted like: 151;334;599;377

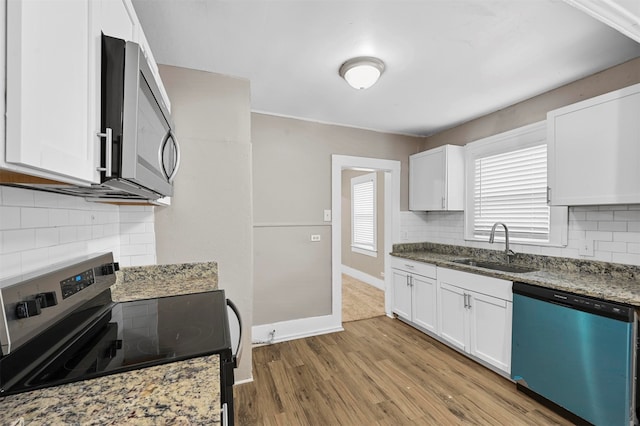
15;299;42;319
35;292;58;308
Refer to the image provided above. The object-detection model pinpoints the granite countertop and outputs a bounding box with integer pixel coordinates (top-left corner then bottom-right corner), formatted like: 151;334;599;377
111;261;218;302
1;261;221;426
392;243;640;306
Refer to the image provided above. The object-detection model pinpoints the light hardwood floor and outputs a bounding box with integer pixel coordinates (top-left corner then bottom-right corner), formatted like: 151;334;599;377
342;274;385;322
235;316;572;425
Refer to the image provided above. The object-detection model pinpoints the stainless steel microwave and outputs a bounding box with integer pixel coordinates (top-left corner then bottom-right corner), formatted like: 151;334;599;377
99;35;180;200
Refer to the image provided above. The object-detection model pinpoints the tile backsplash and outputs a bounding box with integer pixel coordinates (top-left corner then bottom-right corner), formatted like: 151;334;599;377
0;186;156;282
401;205;640;266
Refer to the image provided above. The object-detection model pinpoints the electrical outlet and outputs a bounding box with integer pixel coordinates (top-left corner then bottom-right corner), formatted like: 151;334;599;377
579;239;594;256
311;234;321;242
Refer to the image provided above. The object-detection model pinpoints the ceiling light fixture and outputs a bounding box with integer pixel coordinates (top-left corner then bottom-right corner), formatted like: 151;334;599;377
339;56;385;90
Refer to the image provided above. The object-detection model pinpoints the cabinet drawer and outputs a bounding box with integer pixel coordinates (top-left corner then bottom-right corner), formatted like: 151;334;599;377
438;267;512;301
390;257;436;278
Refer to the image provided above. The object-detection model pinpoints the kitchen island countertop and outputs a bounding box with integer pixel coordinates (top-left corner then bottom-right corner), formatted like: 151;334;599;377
1;261;221;426
392;243;640;306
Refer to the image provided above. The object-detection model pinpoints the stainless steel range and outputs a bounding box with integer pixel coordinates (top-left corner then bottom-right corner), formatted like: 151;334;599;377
0;253;237;425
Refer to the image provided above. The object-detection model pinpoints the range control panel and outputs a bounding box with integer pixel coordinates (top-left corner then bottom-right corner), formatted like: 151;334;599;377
60;268;96;299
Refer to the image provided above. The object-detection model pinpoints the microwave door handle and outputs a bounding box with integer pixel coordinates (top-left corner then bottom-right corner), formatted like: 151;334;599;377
96;128;113;177
159;130;181;183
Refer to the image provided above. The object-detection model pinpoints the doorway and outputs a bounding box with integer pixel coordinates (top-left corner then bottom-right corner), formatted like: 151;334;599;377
330;155;401;326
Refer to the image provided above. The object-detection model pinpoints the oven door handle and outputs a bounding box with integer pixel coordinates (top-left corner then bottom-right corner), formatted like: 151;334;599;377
226;298;243;368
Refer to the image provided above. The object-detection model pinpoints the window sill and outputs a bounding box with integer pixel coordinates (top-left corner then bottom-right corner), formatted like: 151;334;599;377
351;246;378;257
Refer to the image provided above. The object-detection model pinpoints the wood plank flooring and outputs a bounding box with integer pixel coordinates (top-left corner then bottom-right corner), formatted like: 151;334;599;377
342;274;385;323
234;316;572;425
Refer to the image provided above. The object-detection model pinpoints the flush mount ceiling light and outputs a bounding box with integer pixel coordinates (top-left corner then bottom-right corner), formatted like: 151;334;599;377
339;56;385;90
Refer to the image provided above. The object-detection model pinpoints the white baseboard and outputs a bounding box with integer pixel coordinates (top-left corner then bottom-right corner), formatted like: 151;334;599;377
252;314;343;346
233;377;254;386
341;264;385;290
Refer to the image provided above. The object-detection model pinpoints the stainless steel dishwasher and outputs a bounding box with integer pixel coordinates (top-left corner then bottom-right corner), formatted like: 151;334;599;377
512;282;638;426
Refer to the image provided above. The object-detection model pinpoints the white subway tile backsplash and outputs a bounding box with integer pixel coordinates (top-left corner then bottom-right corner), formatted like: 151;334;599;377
0;187;157;281
614;233;640;244
2;187;35;207
614;210;640;221
130;233;155;244
49;209;70;227
22;207;50;228
585;230;613;242
58;226;78;244
400;204;640;267
586;211;614;221
612;252;640;265
0;207;21;230
0;253;21;277
2;229;36;254
596;241;627;253
120;222;147;235
598;221;627;232
33;191;60;208
35;228;59;248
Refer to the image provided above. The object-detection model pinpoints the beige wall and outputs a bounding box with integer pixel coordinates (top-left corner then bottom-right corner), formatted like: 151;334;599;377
341;170;385;280
154;65;253;381
421;57;640;150
252;113;419;325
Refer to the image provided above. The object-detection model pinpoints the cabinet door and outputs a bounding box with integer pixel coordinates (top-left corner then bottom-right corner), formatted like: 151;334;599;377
412;274;437;333
409;148;444;211
468;291;512;373
392;269;412;320
6;0;101;184
438;282;467;351
101;0;137;41
548;84;640;205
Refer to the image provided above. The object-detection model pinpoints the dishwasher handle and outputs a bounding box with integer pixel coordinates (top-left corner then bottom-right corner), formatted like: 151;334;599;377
513;281;634;322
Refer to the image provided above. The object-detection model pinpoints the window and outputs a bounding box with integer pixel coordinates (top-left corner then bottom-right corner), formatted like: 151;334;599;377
465;121;567;246
351;172;377;255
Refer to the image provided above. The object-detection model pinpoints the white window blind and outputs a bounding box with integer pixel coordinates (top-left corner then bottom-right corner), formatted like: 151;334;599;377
352;173;376;252
474;144;549;242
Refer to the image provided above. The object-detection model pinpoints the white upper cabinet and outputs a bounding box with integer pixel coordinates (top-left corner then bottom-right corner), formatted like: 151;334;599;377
100;0;137;41
2;0;169;186
5;0;102;184
409;145;464;211
547;83;640;206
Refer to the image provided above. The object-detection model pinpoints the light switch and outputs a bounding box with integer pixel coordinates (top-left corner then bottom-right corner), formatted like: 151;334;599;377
311;234;321;242
323;210;332;222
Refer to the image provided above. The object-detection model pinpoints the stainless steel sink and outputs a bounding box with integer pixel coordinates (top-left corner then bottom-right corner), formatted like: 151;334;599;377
452;258;537;274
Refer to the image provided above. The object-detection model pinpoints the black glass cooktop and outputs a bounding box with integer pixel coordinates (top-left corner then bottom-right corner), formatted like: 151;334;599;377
3;290;232;396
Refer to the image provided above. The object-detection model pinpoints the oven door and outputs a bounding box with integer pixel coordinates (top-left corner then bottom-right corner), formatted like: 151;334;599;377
119;40;180;198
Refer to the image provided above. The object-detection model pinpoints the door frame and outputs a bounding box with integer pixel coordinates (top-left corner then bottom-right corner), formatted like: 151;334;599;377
331;155;401;326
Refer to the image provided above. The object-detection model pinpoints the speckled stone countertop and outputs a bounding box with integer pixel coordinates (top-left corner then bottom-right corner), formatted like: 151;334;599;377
1;261;221;426
392;242;640;306
111;261;218;302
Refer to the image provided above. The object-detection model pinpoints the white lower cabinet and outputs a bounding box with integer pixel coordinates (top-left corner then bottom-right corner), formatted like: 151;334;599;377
437;267;512;374
391;259;437;334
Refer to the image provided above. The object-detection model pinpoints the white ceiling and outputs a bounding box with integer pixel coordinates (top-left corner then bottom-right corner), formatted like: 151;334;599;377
131;0;640;137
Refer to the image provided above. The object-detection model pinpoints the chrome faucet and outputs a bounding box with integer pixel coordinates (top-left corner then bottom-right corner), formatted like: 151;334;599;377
489;222;516;263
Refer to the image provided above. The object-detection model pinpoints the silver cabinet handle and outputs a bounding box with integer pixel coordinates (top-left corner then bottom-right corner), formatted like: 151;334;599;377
547;186;551;204
96;128;113;177
442;196;445;209
404;264;414;269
